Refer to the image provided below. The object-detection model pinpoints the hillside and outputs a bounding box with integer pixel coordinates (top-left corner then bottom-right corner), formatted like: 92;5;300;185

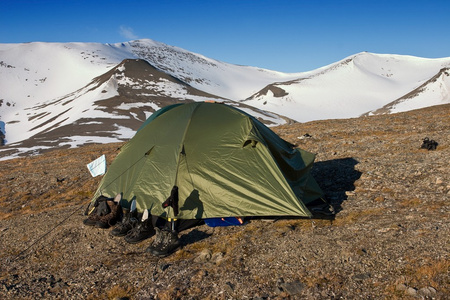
244;53;450;122
0;104;449;299
2;40;450;159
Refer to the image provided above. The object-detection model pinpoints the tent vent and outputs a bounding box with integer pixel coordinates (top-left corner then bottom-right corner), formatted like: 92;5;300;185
145;146;154;156
243;140;258;148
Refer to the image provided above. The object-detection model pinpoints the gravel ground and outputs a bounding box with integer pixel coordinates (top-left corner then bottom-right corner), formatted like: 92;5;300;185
1;104;449;299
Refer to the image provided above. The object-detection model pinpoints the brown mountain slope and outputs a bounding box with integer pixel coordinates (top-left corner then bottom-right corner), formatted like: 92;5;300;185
0;104;449;299
1;59;293;159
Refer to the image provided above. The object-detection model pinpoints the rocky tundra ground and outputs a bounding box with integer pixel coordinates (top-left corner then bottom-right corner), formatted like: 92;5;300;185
0;104;449;299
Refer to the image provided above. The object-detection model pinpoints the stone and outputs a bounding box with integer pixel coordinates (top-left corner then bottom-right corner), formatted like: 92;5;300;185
194;249;212;263
224;282;234;295
418;287;432;297
353;273;371;281
158;263;170;271
211;252;224;264
280;280;304;296
405;287;417;296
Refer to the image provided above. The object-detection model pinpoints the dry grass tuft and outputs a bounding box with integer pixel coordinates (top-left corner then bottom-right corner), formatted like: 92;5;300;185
399;197;423;208
405;258;450;289
333;208;385;226
106;284;133;300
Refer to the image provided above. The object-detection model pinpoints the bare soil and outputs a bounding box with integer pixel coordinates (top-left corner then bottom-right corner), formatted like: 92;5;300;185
1;104;449;299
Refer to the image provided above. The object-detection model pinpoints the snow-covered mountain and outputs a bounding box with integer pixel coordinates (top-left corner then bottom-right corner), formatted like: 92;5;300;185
363;67;450;115
244;52;450;121
1;39;450;159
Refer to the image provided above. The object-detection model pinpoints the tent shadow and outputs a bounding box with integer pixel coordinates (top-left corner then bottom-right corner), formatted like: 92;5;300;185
311;157;362;214
179;228;212;246
181;189;204;219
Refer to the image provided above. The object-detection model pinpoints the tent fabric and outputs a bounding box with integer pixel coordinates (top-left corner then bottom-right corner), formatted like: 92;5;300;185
92;102;323;219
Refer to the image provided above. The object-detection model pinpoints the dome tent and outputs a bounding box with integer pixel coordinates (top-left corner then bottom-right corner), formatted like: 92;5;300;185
91;102;324;219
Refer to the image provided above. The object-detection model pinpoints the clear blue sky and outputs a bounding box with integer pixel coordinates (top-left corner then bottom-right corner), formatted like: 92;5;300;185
1;0;449;72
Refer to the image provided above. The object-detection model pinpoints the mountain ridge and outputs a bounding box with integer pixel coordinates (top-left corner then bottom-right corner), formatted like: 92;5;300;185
1;39;450;159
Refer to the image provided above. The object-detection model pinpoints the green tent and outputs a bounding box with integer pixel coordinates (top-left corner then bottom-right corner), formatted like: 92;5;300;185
92;102;323;219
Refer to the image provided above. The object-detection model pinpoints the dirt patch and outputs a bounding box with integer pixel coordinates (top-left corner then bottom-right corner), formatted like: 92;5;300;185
1;104;449;299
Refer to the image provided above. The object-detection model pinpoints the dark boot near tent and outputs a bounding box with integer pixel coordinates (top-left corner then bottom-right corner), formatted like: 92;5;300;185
146;228;180;258
83;215;100;226
83;212;101;226
110;208;135;236
124;218;154;244
96;200;121;229
83;197;111;226
146;227;164;254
